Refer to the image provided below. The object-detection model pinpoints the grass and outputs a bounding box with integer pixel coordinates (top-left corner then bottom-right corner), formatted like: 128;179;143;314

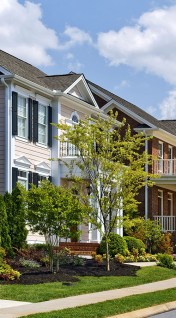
0;266;176;303
21;288;176;318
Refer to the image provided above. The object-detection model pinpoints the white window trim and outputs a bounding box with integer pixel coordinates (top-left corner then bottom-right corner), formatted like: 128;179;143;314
38;103;48;146
158;189;163;216
17;94;28;139
17;169;28;190
168;192;173;216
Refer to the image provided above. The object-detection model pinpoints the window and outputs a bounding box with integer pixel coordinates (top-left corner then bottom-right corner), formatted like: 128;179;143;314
12;92;52;147
71;112;79;124
18;170;28;189
168;193;173;216
18;96;27;138
158;142;163;173
158;190;163;215
38;104;47;145
38;175;47;186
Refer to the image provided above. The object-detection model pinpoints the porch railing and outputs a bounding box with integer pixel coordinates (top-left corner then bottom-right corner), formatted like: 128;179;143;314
60;142;79;157
153;215;176;232
153;159;176;176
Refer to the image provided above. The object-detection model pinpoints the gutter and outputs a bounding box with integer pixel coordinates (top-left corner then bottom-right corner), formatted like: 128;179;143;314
0;77;11;192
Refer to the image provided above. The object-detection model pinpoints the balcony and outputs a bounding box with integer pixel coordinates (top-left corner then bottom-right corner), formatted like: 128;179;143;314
60;142;79;157
153;159;176;176
153;215;176;232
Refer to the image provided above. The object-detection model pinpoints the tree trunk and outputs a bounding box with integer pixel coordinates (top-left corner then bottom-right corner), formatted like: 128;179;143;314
105;237;110;271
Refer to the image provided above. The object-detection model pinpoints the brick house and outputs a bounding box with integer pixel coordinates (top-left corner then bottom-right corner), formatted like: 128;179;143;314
0;50;176;243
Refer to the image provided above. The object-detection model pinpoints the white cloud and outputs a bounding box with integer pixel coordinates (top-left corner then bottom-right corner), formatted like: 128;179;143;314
59;26;92;50
159;90;176;119
114;80;130;91
0;0;59;66
67;60;84;73
97;5;176;85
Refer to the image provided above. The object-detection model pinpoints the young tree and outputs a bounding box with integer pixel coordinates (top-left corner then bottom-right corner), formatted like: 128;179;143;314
56;113;155;271
4;184;28;249
26;181;88;272
0;194;11;253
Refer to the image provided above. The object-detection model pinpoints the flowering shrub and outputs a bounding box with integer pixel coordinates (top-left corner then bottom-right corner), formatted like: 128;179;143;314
0;263;20;281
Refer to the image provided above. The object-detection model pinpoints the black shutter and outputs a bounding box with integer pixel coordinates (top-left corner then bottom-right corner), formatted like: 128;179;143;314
28;171;33;189
48;106;52;147
12;167;18;189
33;172;39;187
48;176;52;183
28;98;33;141
12;91;18;136
33;100;38;143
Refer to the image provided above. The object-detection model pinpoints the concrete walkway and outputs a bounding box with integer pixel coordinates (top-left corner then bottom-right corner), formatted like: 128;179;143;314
0;278;176;318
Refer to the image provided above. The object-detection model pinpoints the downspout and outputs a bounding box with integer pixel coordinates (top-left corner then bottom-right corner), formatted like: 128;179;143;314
144;130;148;220
1;77;10;192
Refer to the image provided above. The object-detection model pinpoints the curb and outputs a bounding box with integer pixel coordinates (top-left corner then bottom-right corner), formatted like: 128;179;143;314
107;301;176;318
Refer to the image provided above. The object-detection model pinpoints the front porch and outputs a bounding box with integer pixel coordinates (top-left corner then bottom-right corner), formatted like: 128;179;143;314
153;215;176;232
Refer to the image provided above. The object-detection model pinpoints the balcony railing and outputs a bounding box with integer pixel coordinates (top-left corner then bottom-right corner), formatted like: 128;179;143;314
153;159;176;176
60;142;79;157
153;215;176;232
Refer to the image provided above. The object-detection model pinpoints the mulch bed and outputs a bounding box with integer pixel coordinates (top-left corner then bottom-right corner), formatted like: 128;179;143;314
0;259;140;285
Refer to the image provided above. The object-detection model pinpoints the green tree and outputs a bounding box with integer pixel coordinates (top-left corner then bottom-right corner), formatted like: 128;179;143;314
0;194;11;253
4;184;27;249
56;113;155;270
26;181;87;272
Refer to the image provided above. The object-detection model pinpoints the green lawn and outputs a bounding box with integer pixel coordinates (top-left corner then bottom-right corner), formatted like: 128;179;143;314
21;288;176;318
0;266;176;303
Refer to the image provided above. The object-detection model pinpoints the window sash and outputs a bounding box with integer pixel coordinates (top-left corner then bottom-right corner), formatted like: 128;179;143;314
17;96;27;138
18;170;28;189
38;104;47;145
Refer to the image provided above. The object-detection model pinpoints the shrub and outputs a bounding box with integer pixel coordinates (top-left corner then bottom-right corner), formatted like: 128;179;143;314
156;233;172;254
0;262;20;281
115;254;125;263
98;233;128;257
157;253;176;269
19;258;41;268
124;236;145;254
94;254;103;264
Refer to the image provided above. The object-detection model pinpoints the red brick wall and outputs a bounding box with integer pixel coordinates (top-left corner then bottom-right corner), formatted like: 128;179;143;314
148;186;176;217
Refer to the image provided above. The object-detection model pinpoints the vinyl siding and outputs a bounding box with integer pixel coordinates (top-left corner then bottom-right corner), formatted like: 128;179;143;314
15;139;51;171
0;87;5;194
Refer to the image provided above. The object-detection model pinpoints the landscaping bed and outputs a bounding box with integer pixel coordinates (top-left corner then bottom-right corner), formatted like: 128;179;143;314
0;259;140;285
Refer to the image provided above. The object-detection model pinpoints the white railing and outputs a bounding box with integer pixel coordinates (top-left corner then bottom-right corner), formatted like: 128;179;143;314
153;159;176;176
60;142;79;157
153;215;176;232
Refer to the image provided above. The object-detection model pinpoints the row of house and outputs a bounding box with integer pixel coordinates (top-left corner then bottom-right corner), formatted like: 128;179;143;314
0;49;176;243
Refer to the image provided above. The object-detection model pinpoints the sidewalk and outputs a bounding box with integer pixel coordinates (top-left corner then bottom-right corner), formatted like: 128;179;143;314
0;277;176;318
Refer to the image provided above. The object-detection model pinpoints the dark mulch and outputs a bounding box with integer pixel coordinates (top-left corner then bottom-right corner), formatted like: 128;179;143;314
0;259;140;285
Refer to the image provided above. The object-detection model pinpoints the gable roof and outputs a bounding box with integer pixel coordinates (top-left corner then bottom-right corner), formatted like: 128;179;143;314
159;120;176;136
41;73;82;91
0;50;49;88
88;80;176;136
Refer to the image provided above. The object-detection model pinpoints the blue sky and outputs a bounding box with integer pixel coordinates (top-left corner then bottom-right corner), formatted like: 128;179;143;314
2;0;176;119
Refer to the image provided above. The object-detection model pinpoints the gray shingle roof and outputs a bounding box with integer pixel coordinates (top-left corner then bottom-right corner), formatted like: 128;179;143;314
41;73;81;91
0;50;176;137
0;50;81;91
159;120;176;136
0;50;48;88
88;80;176;136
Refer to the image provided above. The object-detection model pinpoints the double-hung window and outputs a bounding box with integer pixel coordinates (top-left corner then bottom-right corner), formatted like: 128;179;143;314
17;170;28;189
17;96;27;138
12;91;52;147
38;104;47;145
